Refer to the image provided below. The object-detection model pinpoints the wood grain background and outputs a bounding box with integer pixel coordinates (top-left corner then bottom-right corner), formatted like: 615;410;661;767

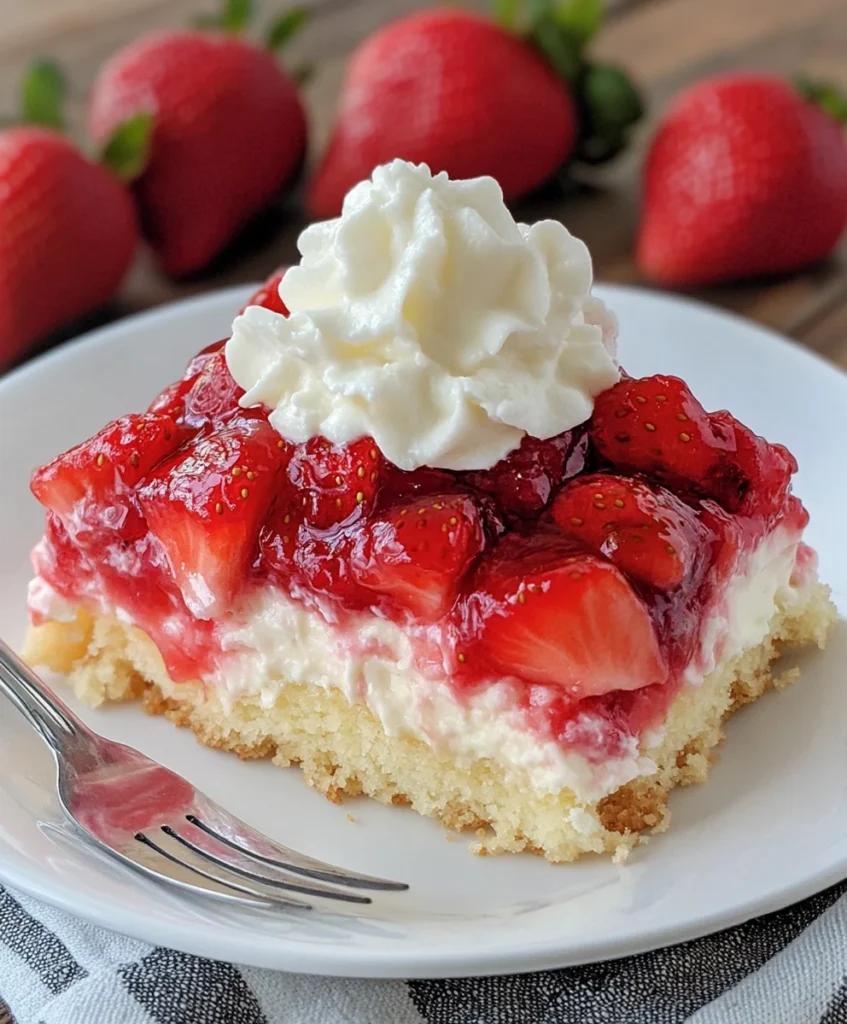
1;0;846;368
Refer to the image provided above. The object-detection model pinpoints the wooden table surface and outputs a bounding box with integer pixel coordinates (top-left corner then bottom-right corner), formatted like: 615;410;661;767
1;0;847;370
0;0;845;1016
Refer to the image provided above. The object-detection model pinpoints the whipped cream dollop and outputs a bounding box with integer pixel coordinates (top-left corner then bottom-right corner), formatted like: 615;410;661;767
227;160;619;471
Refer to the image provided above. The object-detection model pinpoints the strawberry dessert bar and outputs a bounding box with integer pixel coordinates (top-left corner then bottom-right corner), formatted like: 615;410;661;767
24;161;835;863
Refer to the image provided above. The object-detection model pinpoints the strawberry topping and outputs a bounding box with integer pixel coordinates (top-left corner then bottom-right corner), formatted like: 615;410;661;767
592;374;795;518
241;271;289;316
351;493;485;621
30;413;184;543
550;473;708;591
138;420;286;617
465;428;590;518
287;436;384;530
28;340;808;762
455;530;667;697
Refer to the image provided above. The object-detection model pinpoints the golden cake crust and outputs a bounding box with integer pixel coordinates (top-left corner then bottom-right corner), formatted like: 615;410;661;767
23;580;836;863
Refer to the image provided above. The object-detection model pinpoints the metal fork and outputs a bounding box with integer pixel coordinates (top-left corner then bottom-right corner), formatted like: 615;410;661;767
0;639;407;909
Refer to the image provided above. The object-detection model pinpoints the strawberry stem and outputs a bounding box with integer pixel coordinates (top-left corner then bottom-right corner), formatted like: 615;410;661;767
194;0;254;34
574;62;644;164
493;0;644;166
100;112;154;182
220;0;254;33
20;59;66;130
266;7;309;52
795;76;847;125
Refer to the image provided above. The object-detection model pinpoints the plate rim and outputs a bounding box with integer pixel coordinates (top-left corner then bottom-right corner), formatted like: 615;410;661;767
0;281;845;978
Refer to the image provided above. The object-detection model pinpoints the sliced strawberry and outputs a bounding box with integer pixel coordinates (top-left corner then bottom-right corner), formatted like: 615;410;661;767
258;497;304;587
464;427;590;518
351;493;485;620
148;340;228;422
708;411;796;519
138;420;286;617
549;473;707;591
241;270;289;316
457;530;667;697
182;349;261;430
30;413;184;542
183;338;227;378
287;436;385;529
295;530;368;607
592;375;795;519
148;378;194;422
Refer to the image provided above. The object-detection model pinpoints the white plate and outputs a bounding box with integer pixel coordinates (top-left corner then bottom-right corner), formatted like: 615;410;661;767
0;284;845;979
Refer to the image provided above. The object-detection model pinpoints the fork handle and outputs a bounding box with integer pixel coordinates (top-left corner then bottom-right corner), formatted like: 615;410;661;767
0;639;86;751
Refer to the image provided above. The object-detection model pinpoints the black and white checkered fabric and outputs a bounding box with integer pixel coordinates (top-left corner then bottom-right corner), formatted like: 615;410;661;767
1;881;846;1023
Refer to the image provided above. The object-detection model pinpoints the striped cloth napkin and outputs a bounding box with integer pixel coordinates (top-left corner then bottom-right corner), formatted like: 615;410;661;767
1;879;847;1022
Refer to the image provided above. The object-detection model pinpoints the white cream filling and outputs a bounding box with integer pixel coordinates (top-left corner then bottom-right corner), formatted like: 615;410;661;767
209;526;805;804
30;527;808;806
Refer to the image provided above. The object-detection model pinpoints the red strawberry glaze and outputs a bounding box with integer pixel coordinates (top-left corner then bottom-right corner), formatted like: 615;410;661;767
28;353;812;766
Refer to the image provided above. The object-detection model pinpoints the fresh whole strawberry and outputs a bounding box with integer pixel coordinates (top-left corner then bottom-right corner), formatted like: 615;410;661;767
351;493;485;620
637;73;847;285
89;3;308;277
456;530;667;696
549;473;708;590
309;3;642;218
30;413;183;544
0;62;138;366
138;419;287;616
591;374;796;520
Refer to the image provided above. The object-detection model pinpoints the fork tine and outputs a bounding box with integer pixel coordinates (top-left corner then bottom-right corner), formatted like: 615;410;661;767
187;812;409;891
133;833;313;910
164;826;372;904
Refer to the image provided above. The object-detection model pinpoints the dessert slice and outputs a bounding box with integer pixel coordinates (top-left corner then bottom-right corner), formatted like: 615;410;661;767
24;161;835;863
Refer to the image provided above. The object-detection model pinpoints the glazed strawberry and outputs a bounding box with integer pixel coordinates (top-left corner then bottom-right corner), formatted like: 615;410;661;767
0;127;137;366
181;350;252;430
30;413;183;543
550;473;707;590
138;420;286;616
592;375;795;518
147;340;224;420
352;493;485;620
287;437;385;530
637;74;847;285
457;531;667;696
259;499;303;586
89;21;307;277
465;428;590;518
241;269;289;316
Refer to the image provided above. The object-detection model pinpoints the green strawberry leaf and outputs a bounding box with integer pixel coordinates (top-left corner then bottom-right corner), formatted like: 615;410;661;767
20;60;66;130
531;13;582;82
795;76;847;125
492;0;522;30
221;0;254;33
101;112;154;182
575;63;645;165
552;0;601;48
266;7;309;51
524;0;601;82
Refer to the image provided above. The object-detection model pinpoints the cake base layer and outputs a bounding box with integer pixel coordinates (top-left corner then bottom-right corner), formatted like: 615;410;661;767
24;581;835;863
